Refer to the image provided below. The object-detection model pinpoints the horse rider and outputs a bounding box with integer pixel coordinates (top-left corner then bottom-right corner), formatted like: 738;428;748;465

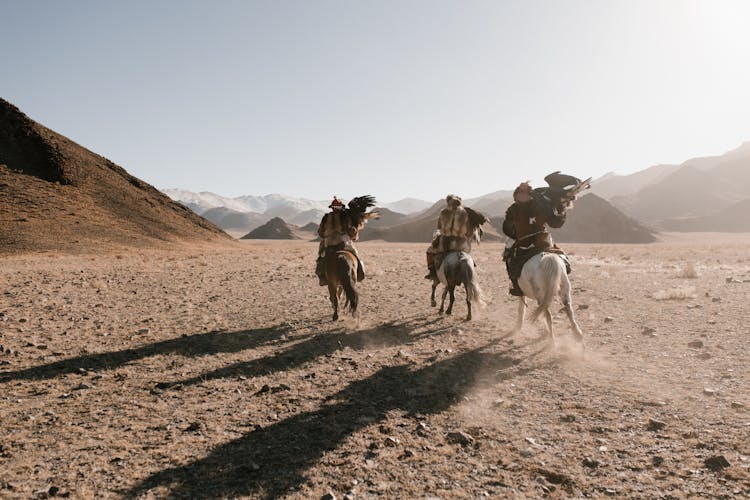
316;196;366;286
425;194;480;280
502;180;571;296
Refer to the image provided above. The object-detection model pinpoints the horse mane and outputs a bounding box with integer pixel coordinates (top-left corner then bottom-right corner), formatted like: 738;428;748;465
345;195;379;228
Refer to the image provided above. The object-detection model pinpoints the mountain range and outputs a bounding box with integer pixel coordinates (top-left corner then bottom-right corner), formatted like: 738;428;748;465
3;94;749;255
203;139;750;236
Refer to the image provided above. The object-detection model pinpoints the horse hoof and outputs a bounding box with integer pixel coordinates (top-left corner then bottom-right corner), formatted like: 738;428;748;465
332;314;338;321
430;300;437;307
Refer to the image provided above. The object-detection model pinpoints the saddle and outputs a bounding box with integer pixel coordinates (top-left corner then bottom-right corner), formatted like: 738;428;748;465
504;238;571;282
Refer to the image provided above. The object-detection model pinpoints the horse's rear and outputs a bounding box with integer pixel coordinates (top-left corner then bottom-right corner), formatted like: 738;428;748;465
432;251;483;321
324;249;359;321
516;252;583;346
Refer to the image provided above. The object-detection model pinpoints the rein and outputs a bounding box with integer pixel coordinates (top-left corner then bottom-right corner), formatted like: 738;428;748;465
516;229;548;243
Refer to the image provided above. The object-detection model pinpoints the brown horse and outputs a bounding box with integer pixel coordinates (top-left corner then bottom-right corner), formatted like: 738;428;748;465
324;243;359;321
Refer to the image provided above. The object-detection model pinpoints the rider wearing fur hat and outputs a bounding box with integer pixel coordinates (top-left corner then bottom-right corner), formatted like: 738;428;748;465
425;194;485;280
315;196;370;286
502;175;582;296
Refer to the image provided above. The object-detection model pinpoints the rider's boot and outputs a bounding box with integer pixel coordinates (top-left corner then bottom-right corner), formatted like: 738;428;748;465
315;257;326;286
356;259;365;281
508;276;524;296
424;266;437;280
424;252;437;280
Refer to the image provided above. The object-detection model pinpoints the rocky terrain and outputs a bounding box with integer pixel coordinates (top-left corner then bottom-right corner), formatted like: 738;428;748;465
1;236;748;498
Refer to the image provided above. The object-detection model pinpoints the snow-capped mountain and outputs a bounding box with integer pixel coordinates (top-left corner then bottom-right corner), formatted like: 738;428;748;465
162;189;434;237
162;189;253;214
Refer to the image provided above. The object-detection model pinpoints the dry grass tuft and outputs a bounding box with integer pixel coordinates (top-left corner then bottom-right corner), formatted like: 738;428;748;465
653;286;697;300
676;262;699;279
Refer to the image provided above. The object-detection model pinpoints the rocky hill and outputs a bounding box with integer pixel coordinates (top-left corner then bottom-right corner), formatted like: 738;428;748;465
0;98;230;254
240;217;303;240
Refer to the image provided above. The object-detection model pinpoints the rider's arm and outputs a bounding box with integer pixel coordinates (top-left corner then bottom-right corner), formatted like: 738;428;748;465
317;214;328;238
545;202;567;228
502;205;517;239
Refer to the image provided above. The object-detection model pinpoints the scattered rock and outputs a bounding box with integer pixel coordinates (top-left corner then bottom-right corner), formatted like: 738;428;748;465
688;340;704;349
384;437;400;447
183;421;202;433
704;455;731;471
647;419;666;432
560;414;576;423
137;328;150;335
703;388;717;396
697;352;712;360
604;316;614;323
446;431;475;446
321;491;337;500
582;457;600;468
730;401;745;409
577;304;589;310
641;327;657;336
652;456;664;467
537;468;574;487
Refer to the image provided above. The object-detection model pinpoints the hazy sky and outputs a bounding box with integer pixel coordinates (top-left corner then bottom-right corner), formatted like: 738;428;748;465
2;0;749;202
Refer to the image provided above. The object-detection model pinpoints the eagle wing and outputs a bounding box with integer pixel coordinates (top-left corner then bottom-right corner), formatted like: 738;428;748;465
345;195;379;228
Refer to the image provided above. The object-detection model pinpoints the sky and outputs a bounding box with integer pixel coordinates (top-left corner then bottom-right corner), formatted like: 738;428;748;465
2;0;750;203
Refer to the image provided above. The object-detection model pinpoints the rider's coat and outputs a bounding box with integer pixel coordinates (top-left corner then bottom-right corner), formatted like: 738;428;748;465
318;211;354;247
434;203;474;253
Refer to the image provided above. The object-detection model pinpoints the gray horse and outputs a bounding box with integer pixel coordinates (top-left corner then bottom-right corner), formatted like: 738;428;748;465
430;251;484;321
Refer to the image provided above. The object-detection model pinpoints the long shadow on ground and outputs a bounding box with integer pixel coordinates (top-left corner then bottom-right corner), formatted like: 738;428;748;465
157;316;450;389
126;343;543;499
0;324;294;383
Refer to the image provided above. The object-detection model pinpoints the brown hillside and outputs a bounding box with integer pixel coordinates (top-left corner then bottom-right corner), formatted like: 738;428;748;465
0;98;230;254
240;217;301;240
660;198;750;232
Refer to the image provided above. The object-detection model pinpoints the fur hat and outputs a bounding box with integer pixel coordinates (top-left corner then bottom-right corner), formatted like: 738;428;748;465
329;196;345;209
445;194;462;206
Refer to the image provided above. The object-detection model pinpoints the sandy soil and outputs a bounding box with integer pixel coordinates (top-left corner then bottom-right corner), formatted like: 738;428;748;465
1;237;749;498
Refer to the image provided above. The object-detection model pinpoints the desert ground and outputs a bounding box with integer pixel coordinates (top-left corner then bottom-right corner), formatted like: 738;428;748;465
1;236;749;499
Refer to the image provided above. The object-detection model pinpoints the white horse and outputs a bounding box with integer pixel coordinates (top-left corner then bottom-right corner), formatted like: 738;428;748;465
430;251;484;321
514;252;584;347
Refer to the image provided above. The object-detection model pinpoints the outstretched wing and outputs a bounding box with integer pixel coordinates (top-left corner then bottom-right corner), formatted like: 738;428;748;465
346;195;379;228
543;172;592;208
464;206;488;243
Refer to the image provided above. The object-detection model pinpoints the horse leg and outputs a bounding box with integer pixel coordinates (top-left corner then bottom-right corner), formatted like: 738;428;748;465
544;308;554;346
446;286;455;315
560;275;584;348
465;289;472;321
514;296;527;333
328;284;338;321
431;280;438;307
439;287;448;315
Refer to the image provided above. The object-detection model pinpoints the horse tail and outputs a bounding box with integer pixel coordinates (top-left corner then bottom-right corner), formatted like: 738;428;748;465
338;254;358;314
529;254;562;322
461;257;485;306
